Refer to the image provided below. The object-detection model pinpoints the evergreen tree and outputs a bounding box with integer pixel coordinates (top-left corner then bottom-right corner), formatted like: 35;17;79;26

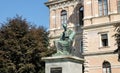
0;16;53;73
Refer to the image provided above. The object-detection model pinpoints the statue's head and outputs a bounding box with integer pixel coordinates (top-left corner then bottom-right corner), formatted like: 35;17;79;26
63;24;67;31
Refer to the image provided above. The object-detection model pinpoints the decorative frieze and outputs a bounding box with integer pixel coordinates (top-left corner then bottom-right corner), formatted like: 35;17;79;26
48;0;81;11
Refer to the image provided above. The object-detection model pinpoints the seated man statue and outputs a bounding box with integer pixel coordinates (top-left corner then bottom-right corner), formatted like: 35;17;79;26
53;24;75;56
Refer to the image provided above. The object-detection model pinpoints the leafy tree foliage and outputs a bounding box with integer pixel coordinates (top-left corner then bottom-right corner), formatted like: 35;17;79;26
0;16;53;73
114;23;120;61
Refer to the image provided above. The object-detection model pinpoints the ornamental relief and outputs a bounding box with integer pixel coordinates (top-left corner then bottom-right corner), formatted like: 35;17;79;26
49;0;80;11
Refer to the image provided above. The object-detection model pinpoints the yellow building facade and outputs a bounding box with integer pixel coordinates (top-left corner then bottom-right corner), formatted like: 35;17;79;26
45;0;120;73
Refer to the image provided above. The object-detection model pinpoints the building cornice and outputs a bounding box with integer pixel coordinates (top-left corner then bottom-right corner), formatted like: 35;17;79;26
49;24;81;31
42;55;84;62
82;21;120;30
82;50;116;56
45;0;73;7
84;13;120;20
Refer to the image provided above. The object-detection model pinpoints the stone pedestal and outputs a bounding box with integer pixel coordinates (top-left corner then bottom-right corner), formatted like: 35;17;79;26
42;56;84;73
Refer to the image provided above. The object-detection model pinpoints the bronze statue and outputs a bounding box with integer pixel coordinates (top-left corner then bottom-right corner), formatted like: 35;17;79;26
53;24;75;56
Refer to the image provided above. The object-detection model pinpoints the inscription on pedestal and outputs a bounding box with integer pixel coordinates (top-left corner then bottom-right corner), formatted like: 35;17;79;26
50;67;62;73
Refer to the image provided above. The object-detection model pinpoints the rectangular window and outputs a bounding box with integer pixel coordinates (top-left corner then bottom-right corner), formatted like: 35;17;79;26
118;0;120;13
61;10;67;25
79;7;84;26
98;0;108;16
80;40;83;53
101;34;108;47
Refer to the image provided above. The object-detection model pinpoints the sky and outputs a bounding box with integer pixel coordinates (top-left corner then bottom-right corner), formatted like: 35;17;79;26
0;0;49;29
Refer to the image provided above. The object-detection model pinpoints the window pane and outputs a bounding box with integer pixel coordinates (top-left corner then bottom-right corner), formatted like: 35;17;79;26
98;0;103;16
118;0;120;5
103;61;111;73
99;5;102;10
104;9;108;15
99;5;103;16
101;34;108;46
103;4;108;9
80;7;83;11
103;0;108;15
80;41;83;53
102;39;108;46
103;68;106;73
101;34;107;39
118;7;120;12
61;11;67;15
118;0;120;12
61;10;67;25
99;11;103;16
104;0;107;4
98;0;102;5
107;68;111;73
98;0;108;16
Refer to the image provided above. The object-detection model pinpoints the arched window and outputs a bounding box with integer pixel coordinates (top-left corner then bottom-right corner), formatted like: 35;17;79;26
61;10;67;25
98;0;108;16
102;61;111;73
79;7;84;26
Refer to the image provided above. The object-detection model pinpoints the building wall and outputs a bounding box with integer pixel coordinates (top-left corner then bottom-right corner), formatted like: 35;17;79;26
83;25;116;53
83;24;120;73
84;54;120;73
46;0;84;57
84;0;120;27
45;0;120;73
83;0;120;73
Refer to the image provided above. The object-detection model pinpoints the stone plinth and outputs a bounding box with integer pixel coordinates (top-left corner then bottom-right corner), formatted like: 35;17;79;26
42;56;84;73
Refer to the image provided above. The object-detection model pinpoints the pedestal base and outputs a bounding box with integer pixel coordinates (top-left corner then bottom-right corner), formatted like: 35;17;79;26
42;56;84;73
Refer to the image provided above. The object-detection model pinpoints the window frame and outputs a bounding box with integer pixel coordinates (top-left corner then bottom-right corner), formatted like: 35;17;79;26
80;40;83;53
61;10;67;26
117;0;120;13
98;0;108;16
79;6;84;26
102;61;111;73
101;34;108;47
98;32;109;48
